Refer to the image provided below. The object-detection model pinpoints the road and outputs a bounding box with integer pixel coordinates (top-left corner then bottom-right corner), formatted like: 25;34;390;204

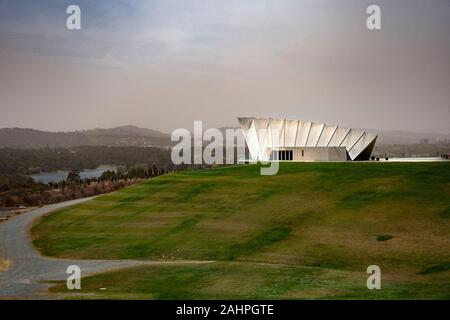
0;197;209;299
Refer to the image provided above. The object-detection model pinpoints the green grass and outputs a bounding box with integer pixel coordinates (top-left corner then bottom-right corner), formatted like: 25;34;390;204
418;262;450;275
441;206;450;218
32;162;450;299
376;235;394;242
50;262;450;300
226;227;292;260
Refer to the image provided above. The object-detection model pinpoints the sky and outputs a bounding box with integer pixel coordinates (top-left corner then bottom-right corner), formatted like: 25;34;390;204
0;0;449;134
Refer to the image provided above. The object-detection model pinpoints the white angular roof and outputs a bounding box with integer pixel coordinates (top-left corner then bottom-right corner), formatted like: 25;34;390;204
238;117;377;161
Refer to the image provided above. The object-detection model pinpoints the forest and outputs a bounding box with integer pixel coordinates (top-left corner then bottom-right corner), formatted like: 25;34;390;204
0;146;209;208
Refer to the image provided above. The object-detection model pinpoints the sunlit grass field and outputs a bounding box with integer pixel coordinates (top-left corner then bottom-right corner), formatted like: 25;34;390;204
32;162;450;299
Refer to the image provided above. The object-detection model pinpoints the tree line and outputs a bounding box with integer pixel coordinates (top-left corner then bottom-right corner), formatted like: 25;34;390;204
0;146;175;175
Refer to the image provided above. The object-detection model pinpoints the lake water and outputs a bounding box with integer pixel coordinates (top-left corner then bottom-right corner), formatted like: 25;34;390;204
30;165;117;184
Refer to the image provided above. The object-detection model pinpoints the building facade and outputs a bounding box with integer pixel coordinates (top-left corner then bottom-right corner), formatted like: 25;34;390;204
238;117;377;161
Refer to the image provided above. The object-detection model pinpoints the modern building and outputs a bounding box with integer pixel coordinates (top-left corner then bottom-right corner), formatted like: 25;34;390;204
238;117;377;162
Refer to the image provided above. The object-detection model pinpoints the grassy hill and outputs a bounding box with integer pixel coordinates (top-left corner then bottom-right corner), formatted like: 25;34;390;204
32;163;450;299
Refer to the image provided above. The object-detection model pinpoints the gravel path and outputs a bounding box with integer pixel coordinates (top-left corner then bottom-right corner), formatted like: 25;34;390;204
0;197;209;299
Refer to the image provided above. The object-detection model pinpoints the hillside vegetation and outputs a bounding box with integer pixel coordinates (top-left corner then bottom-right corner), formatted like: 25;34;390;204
0;126;171;149
32;163;450;299
0;146;173;175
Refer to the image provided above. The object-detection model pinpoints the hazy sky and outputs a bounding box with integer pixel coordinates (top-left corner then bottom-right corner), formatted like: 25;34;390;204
0;0;449;133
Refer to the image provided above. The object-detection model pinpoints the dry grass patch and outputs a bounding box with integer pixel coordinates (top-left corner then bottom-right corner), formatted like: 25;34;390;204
0;258;11;272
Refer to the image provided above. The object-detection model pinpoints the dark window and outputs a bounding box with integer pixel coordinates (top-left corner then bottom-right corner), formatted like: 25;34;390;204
302;150;304;157
279;150;293;161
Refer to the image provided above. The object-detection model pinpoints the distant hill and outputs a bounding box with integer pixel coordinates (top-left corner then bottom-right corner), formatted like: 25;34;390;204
0;125;173;149
1;124;449;149
375;130;450;145
86;125;169;138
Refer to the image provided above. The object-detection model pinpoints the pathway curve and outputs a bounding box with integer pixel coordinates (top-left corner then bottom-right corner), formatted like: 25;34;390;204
0;197;209;299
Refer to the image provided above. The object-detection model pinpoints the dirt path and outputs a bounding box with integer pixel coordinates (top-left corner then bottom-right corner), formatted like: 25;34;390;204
0;197;210;299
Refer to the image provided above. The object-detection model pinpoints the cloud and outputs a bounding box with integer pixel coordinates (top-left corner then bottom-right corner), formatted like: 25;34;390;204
0;0;448;133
